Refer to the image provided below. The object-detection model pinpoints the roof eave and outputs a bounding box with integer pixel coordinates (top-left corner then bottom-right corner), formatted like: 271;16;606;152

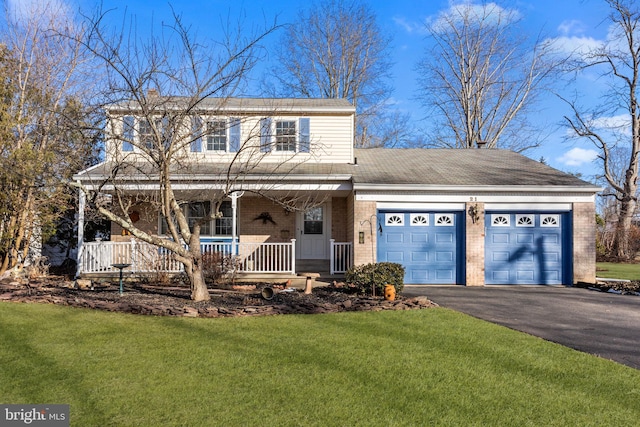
353;183;603;193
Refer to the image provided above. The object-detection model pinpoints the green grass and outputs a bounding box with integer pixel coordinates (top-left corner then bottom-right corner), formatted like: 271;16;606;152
597;262;640;280
1;303;639;426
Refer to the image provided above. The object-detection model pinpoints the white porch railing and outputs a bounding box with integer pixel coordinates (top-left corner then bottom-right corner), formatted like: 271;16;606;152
79;239;297;275
79;238;353;276
330;240;353;274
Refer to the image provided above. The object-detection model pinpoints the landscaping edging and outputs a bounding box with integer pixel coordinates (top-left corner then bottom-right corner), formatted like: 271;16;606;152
0;279;438;318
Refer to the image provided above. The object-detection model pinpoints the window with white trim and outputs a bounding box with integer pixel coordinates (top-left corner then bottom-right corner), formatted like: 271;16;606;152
259;117;310;153
491;214;510;227
435;213;454;226
215;202;233;235
385;213;404;226
541;214;560;227
206;120;227;151
160;201;233;236
275;120;296;151
516;214;534;227
139;118;154;149
410;214;429;226
188;202;211;236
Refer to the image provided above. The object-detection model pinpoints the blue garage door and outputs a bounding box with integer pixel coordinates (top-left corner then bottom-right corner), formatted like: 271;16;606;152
485;212;570;285
377;211;463;284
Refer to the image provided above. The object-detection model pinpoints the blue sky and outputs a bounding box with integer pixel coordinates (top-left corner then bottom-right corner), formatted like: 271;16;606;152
9;0;617;182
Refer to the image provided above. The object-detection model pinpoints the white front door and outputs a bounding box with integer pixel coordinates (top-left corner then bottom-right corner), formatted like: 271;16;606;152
297;205;328;259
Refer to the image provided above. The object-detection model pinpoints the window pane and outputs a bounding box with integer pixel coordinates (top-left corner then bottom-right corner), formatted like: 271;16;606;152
139;119;153;149
207;120;226;151
188;202;211;235
276;121;296;151
304;207;323;234
215;201;233;235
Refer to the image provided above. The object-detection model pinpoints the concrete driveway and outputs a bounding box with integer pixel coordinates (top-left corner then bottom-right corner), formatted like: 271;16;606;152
403;285;640;370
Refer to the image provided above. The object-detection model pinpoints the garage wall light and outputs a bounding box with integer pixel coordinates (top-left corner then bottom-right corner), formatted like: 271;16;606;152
358;231;365;244
468;204;480;224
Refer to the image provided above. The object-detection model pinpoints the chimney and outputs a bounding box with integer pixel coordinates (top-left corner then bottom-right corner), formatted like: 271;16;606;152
147;88;159;97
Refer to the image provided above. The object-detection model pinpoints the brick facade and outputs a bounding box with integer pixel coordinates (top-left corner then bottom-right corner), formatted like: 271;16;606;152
110;202;158;242
239;197;295;243
107;195;597;286
465;202;485;286
351;197;377;266
331;197;348;242
572;202;596;284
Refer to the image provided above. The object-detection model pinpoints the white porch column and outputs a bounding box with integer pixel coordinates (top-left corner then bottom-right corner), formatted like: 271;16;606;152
76;188;85;278
230;191;244;256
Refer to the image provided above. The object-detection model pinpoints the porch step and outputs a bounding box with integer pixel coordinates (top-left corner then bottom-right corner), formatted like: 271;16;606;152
295;259;330;273
232;272;343;288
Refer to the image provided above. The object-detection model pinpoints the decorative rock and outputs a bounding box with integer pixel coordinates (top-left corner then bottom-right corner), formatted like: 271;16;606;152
75;279;92;290
410;296;435;307
183;307;199;317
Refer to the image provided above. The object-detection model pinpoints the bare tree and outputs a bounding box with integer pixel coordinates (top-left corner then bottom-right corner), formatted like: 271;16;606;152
416;2;559;150
0;1;96;274
71;8;305;301
562;0;640;259
266;0;393;147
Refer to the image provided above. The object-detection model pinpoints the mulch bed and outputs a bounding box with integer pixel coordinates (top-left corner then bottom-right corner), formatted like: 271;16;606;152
0;277;437;318
576;279;640;295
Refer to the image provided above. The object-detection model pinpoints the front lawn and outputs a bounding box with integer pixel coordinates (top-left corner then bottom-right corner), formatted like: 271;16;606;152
1;303;638;426
597;262;640;281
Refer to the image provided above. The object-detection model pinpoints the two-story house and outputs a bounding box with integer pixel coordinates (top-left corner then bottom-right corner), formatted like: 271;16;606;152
74;97;601;286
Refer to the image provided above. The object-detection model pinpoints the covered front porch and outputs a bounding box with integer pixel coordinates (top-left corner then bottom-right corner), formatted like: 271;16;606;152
74;163;356;282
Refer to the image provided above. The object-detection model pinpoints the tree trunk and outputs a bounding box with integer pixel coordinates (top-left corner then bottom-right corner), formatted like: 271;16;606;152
189;266;210;302
613;197;636;260
184;256;210;302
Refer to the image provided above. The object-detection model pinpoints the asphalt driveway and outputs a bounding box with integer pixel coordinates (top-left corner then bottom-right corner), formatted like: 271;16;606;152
403;285;640;369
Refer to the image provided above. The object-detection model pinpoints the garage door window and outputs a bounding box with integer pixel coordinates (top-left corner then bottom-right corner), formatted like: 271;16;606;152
516;214;534;227
491;214;510;226
435;213;454;226
541;214;560;227
385;213;404;226
410;214;429;226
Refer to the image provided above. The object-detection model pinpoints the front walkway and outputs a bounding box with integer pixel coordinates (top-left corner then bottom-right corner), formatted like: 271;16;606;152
403;285;640;370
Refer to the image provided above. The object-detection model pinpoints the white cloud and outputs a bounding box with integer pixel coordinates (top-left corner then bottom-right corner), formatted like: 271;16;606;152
429;1;521;33
393;16;422;34
6;0;73;27
592;114;631;133
557;147;598;166
551;35;603;56
557;19;585;36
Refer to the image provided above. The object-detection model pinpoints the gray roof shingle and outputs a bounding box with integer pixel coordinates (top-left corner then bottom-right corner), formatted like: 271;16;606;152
351;148;596;187
107;97;355;113
75;148;598;190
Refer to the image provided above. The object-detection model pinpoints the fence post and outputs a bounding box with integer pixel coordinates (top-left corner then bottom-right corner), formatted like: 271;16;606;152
290;239;296;275
130;238;137;273
330;239;335;275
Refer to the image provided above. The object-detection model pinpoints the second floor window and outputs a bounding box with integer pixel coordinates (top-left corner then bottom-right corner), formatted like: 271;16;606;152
139;117;170;151
207;120;227;151
139;119;154;149
275;120;296;151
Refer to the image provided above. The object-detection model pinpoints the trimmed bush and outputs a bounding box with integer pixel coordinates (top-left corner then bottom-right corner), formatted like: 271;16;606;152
345;262;405;295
